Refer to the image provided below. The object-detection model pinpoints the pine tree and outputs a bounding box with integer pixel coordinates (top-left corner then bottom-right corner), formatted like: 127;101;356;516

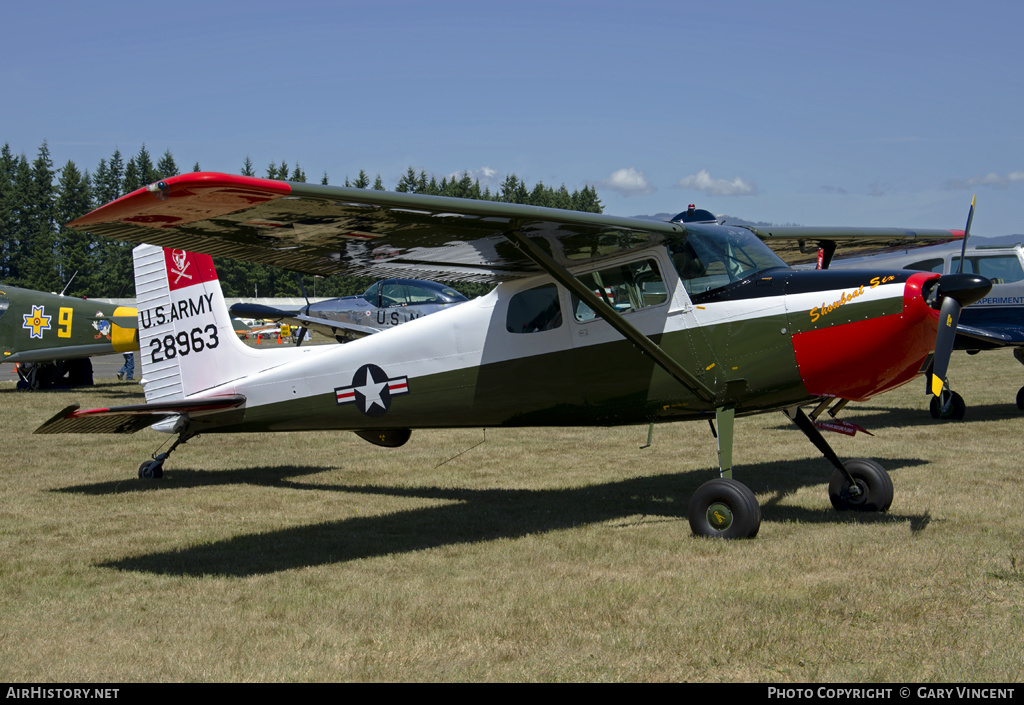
155;150;179;180
395;167;419;192
54;160;93;294
0;144;17;281
19;142;57;290
241;156;255;177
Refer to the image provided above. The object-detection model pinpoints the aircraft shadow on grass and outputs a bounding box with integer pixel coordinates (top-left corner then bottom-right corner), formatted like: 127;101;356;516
769;402;1023;432
57;456;930;577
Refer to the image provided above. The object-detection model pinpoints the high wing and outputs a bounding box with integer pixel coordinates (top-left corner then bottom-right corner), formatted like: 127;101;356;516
69;173;964;278
743;225;966;268
69;173;681;283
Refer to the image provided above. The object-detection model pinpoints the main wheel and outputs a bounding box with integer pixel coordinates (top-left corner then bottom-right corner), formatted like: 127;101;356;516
689;478;761;539
138;460;164;479
929;390;966;420
1016;386;1024;411
828;459;892;512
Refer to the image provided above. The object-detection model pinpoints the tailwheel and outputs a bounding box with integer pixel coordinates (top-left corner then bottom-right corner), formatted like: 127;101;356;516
138;459;164;479
828;459;893;512
929;390;966;420
689;478;761;539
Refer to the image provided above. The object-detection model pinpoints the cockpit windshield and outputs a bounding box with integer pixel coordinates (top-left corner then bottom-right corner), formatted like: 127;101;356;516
667;224;788;296
0;293;8;321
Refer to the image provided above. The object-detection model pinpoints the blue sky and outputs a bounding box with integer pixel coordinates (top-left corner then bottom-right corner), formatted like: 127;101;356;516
4;0;1023;235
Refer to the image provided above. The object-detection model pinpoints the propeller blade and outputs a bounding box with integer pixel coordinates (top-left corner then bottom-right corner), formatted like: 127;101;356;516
931;295;962;397
927;272;991;397
296;326;307;346
928;197;986;398
956;195;975;274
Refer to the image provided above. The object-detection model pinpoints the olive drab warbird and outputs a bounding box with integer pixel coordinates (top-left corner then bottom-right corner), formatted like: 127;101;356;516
0;284;138;388
35;173;991;539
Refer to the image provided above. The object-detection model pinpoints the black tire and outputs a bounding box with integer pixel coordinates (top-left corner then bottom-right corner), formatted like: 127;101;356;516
929;391;966;420
828;459;893;512
1016;386;1024;411
138;461;164;479
689;478;761;539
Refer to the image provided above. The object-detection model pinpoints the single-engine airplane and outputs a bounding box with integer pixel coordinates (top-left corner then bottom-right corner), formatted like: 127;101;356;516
1;284;138;389
831;239;1024;418
230;278;469;344
35;173;992;539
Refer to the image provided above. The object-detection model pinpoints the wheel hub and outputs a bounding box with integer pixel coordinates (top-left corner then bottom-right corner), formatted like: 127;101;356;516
706;502;734;531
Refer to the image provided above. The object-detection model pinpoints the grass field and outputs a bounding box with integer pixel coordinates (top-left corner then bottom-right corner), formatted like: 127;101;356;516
2;349;1023;682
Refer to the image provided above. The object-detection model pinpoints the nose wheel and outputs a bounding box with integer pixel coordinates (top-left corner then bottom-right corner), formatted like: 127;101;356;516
929;390;966;420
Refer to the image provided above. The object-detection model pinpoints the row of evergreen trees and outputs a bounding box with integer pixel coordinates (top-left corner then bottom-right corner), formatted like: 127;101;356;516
0;141;603;299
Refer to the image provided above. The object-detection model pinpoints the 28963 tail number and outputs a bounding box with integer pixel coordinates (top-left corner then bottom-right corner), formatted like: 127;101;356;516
149;324;220;363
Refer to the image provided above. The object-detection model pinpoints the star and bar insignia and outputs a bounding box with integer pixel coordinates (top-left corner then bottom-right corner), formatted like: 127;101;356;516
335;363;409;417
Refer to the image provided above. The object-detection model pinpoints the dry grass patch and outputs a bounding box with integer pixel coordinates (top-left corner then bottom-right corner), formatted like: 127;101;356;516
1;350;1023;681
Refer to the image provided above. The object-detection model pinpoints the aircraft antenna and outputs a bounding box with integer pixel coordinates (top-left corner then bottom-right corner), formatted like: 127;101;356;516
59;271;78;296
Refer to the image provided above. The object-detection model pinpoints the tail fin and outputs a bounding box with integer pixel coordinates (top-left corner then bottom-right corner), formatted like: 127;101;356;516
134;244;306;403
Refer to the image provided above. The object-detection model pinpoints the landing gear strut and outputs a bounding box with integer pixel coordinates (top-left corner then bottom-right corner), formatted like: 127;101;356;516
785;406;893;513
137;427;196;479
690;406;762;539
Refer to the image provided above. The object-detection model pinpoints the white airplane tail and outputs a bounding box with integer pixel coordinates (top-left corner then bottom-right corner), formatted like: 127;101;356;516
133;244;302;403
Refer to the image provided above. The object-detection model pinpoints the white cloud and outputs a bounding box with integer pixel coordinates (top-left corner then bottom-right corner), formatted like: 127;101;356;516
446;166;499;188
598;167;656;196
675;169;756;197
944;171;1024;190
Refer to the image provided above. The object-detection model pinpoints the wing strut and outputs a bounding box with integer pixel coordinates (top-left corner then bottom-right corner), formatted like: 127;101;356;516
504;230;715;402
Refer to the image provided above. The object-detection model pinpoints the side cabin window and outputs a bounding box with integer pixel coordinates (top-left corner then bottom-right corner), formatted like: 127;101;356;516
668;224;788;297
0;293;8;320
571;259;666;322
951;254;1024;285
506;284;563;333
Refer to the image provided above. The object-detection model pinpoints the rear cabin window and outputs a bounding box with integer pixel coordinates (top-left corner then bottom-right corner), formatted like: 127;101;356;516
571;259;667;322
506;284;563;333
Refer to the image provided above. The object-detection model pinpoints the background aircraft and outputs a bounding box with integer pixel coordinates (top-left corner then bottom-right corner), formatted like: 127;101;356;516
229;278;469;344
831;241;1024;418
1;284;138;389
36;173;990;541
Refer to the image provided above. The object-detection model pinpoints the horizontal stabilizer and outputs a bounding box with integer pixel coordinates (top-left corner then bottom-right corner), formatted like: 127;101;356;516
34;395;246;435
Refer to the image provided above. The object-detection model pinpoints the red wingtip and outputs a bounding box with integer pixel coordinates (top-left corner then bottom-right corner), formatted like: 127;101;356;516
69;172;292;230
